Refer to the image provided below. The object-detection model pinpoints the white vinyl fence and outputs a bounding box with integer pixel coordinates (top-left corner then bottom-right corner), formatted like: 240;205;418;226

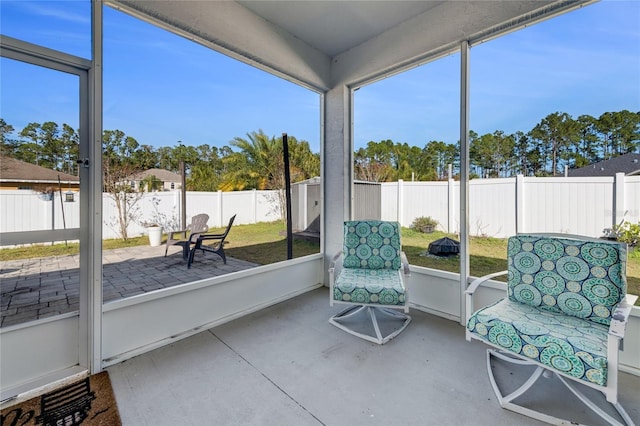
382;173;640;238
103;189;282;239
0;189;282;242
1;174;638;242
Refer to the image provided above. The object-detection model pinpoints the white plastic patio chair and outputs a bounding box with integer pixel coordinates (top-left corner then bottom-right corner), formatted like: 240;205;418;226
164;213;209;259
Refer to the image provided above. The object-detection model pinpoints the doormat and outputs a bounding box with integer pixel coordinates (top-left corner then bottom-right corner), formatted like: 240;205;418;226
1;371;121;426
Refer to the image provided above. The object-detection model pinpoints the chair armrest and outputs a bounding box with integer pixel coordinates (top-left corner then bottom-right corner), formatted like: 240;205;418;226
328;250;343;271
328;251;343;307
188;232;204;244
167;229;188;239
400;251;410;276
195;232;225;242
609;294;638;339
465;270;507;330
465;270;508;296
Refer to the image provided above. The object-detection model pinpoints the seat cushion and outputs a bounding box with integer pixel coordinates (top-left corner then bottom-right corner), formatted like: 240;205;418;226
333;268;406;306
467;298;609;386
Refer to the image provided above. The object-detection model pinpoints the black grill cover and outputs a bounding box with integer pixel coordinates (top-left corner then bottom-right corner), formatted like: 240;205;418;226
428;237;460;256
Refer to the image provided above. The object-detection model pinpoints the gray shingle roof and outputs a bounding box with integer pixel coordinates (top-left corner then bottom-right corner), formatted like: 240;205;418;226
0;156;79;183
129;168;181;182
568;153;640;177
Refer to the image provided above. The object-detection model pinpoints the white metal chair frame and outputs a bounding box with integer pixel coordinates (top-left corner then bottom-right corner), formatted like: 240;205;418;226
465;234;637;426
329;250;411;345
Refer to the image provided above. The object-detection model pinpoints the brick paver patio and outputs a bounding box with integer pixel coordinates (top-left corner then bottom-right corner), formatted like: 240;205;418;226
0;244;258;328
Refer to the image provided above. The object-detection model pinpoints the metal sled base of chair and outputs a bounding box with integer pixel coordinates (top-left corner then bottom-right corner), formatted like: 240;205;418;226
329;305;411;345
486;349;635;426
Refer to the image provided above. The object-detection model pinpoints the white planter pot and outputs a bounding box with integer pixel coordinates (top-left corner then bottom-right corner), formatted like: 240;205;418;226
147;226;163;247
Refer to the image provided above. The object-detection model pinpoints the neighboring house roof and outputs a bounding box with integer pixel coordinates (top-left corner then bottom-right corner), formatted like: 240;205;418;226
0;156;79;183
129;168;181;182
568;153;640;177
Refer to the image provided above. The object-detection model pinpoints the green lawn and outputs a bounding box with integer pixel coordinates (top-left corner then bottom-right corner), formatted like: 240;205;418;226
1;221;638;304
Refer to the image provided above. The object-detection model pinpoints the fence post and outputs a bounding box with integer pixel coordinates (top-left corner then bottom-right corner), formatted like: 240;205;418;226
301;183;308;230
218;190;223;227
252;189;258;225
516;174;525;234
174;191;180;230
397;179;404;225
44;197;52;231
614;172;626;226
448;164;454;233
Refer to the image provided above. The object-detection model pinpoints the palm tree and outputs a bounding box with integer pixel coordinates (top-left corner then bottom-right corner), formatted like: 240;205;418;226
221;130;319;191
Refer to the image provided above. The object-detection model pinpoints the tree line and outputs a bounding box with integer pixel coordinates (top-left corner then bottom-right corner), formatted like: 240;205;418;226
1;109;638;190
0;120;320;191
355;110;639;181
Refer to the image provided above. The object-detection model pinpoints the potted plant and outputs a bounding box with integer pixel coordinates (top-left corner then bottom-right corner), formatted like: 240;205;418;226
410;216;438;233
142;222;164;246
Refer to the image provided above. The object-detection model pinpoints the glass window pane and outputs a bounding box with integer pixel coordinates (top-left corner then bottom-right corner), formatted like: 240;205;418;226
100;7;320;304
0;59;81;328
0;0;91;59
1;57;80;231
354;55;460;274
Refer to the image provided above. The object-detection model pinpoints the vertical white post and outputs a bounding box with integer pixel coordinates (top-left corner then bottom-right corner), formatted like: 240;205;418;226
217;190;223;227
397;179;404;225
84;0;104;374
51;196;56;231
44;198;52;231
516;174;525;234
459;40;471;325
252;188;257;225
614;172;626;226
448;164;454;234
324;86;352;281
174;190;180;227
302;182;308;230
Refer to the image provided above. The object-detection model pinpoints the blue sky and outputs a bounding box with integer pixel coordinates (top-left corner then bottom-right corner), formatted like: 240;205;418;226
1;1;639;153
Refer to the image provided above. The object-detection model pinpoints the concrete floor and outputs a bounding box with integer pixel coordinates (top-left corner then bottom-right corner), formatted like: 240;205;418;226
107;288;640;426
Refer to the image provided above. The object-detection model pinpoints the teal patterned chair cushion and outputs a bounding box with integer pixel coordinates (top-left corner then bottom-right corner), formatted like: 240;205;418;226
333;268;406;306
343;221;401;270
507;235;626;326
467;298;609;386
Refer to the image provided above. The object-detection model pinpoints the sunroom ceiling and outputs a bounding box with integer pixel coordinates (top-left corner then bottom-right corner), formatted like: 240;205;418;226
108;0;592;90
237;1;445;57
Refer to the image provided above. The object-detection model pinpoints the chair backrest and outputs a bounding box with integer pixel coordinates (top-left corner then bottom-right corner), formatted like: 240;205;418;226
343;220;401;270
221;214;236;238
189;213;209;233
507;234;627;326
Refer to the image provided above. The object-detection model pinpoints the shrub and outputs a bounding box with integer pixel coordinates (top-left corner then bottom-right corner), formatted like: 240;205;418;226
411;216;438;233
612;221;639;247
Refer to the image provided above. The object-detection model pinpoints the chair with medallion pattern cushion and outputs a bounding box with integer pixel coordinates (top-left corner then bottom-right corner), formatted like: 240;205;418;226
465;234;637;426
328;220;411;344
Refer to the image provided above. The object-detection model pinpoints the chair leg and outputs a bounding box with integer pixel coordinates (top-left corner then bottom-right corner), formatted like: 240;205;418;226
329;305;411;345
486;349;634;426
187;244;197;269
